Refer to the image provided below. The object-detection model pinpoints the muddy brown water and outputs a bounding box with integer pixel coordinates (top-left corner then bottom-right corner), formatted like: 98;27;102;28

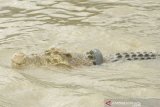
0;0;160;107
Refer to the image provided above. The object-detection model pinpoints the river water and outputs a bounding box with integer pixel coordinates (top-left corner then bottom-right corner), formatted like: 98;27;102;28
0;0;160;107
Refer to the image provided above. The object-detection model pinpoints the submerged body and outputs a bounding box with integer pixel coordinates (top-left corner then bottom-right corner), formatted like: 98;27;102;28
11;48;160;69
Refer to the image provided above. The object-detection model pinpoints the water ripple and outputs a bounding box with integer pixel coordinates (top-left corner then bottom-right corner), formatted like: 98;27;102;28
0;1;160;106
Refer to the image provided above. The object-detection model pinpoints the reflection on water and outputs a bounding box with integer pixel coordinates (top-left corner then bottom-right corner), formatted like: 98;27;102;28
0;0;160;107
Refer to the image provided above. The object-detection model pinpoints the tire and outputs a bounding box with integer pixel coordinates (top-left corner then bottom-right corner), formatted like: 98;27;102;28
90;49;103;65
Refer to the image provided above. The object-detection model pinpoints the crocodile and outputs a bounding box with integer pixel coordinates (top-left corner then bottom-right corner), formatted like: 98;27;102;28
11;48;93;69
11;47;160;69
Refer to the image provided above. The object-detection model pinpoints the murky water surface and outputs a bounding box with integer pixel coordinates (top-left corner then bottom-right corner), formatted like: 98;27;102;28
0;0;160;107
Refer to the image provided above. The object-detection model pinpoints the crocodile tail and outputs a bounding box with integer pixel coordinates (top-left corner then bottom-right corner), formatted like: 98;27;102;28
105;52;159;63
